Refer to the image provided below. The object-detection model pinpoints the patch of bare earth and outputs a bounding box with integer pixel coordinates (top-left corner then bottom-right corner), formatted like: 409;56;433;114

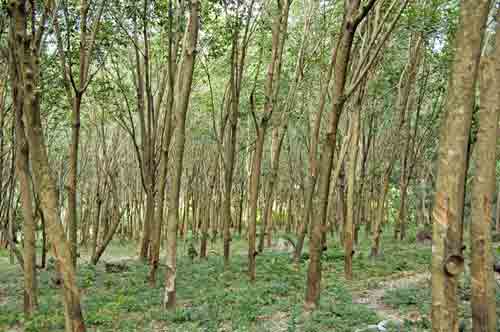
352;272;430;323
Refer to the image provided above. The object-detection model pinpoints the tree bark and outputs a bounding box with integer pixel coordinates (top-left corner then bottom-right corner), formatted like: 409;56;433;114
305;0;376;308
163;0;199;310
370;165;391;257
247;0;290;281
8;1;87;330
11;43;38;316
259;126;286;252
470;49;499;332
344;102;360;280
431;1;491;331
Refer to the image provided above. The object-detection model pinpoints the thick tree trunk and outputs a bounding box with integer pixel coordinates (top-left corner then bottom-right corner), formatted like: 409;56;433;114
12;53;38;317
431;1;490;331
9;3;87;329
470;53;499;332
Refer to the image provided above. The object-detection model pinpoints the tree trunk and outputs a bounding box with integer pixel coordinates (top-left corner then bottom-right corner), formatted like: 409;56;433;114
293;176;315;262
370;167;391;257
8;1;87;329
470;53;499;332
305;1;363;307
90;195;102;263
66;94;82;268
91;176;122;265
396;178;408;240
247;0;290;280
496;185;500;233
12;51;38;316
431;1;490;331
345;105;360;280
163;1;199;310
259;126;286;252
140;190;154;260
247;129;265;281
200;194;209;259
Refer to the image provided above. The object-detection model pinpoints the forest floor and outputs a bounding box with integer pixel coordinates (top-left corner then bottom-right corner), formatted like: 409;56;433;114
1;230;499;332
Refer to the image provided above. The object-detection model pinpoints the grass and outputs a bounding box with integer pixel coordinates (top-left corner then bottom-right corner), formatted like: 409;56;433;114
0;230;433;332
380;257;500;331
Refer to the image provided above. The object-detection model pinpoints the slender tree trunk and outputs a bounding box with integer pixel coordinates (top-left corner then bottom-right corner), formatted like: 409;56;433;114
396;178;408;240
40;209;47;268
393;34;423;241
345;105;360;280
200;194;209;259
140;190;154;260
286;194;293;233
370;167;391;257
201;162;217;258
163;1;199;309
248;129;265;281
496;188;500;233
259;126;286;252
149;160;168;283
53;0;105;269
247;0;290;280
90;195;102;263
92;176;122;265
67;94;82;268
305;1;364;306
238;185;244;236
293;176;315;262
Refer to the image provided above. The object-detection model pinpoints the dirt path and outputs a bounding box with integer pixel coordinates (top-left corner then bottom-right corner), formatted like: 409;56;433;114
352;271;430;322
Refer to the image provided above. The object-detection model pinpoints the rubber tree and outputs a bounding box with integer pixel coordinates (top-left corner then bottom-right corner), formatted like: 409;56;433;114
430;1;491;331
148;0;184;285
163;0;199;310
258;0;317;253
9;20;37;316
7;1;87;331
220;0;256;269
305;0;408;310
470;19;499;332
247;0;290;282
53;0;106;268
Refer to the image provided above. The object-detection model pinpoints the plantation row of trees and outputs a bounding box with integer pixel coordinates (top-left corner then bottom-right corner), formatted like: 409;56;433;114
0;0;499;331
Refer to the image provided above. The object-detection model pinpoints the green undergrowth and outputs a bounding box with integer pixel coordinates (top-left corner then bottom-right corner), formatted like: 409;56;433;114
0;233;432;332
381;269;500;331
